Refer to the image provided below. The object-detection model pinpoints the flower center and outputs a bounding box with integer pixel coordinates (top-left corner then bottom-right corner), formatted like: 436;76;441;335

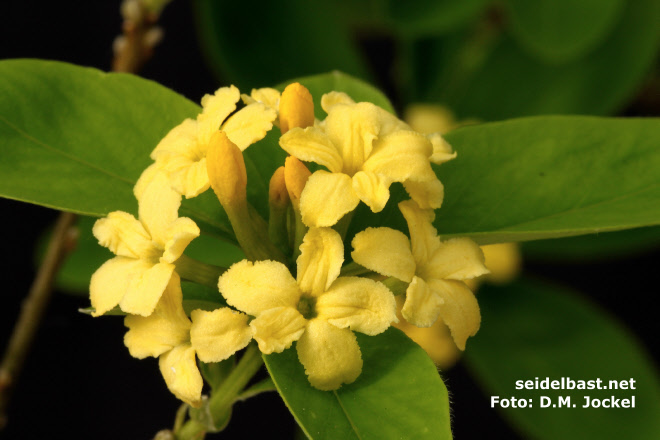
297;295;317;320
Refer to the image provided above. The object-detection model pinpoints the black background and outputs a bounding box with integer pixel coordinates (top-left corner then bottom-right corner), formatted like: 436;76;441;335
1;1;658;439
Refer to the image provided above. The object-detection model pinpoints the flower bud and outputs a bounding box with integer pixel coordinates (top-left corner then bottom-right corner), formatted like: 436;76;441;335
284;156;311;210
206;131;247;209
279;82;314;134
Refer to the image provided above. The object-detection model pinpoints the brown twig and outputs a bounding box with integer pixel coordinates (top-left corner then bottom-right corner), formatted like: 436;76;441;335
0;212;78;428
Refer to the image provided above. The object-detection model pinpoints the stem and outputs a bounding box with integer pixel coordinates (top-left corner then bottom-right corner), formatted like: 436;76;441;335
0;211;77;428
175;254;226;289
340;262;372;277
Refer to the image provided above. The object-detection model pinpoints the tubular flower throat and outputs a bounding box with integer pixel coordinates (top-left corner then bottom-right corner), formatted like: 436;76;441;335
279;91;448;227
351;199;488;350
150;85;277;199
90;168;199;317
124;273;253;407
218;227;397;390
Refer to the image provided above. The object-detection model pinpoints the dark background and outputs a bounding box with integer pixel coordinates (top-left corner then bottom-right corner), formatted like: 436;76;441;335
1;1;658;439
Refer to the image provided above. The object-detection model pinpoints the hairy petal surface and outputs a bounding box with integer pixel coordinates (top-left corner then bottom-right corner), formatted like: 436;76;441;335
401;276;444;328
296;319;362;391
421;238;488;281
159;344;203;408
120;261;175;316
161;217;200;263
90;257;148;317
297;228;344;296
280;126;343;173
316;277;397;335
223;103;276;151
299;171;360;227
190;308;253;362
427;279;480;350
219;260;301;316
351;227;416;282
363;131;432;181
399;200;441;264
352;171;391;213
250;306;307;354
403;178;444;210
92;212;155;260
124;274;190;359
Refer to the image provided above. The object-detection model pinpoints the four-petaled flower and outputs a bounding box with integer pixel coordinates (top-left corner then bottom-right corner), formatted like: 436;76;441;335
124;273;253;407
218;227;397;390
279;92;444;227
90;170;199;316
352;200;488;350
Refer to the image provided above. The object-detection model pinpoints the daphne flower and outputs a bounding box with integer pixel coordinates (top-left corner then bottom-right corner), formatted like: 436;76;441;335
90;170;199;316
351;200;488;350
151;85;277;198
124;273;253;407
218;228;397;390
279;91;443;227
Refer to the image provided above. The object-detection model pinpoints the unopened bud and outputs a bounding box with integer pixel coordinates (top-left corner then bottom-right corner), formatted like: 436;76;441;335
206;131;247;208
279;83;314;134
269;167;289;209
284;156;311;210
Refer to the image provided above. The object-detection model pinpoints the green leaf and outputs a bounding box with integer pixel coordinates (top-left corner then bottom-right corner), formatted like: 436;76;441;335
181;282;226;314
465;278;660;439
276;71;395;118
264;328;452;440
350;116;660;245
505;0;624;63
385;0;490;37
430;0;660;120
522;226;660;262
193;0;371;90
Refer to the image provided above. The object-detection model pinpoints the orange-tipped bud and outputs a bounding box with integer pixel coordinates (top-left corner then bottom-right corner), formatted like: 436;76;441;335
284;156;311;210
279;82;315;134
206;131;247;208
269;167;290;209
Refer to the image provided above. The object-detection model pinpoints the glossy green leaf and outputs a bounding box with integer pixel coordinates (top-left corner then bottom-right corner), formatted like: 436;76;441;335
429;0;660;120
277;71;395;118
465;279;660;439
385;0;490;37
264;328;452;440
522;226;660;262
350;116;660;245
505;0;624;63
193;0;371;91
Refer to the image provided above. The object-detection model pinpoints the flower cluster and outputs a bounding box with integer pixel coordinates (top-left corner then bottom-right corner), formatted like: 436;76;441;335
88;82;488;407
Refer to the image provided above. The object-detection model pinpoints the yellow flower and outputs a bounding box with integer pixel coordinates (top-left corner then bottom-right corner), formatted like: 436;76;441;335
279;92;444;227
218;228;397;390
351;200;488;350
90;169;199;317
151;85;277;198
124;273;253;407
241;88;281;115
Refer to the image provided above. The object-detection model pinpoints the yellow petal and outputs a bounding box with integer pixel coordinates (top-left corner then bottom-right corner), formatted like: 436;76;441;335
398;200;441;264
199;85;240;129
120;262;175;316
421;238;488;281
92;212;156;260
427;133;457;165
284;156;311;210
362;131;433;182
296;319;362;390
403;178;444;210
150;118;200;161
159;344;203;408
426;279;480;350
395;317;461;369
352;171;391;213
190;308;253;362
324;102;379;176
124;274;191;358
351;227;416;282
167;157;211;199
404;104;456;135
481;243;522;284
320;91;355;113
242;87;281;111
90;257;148;317
296;228;344;296
279;126;343;173
137;168;183;245
401;276;444;328
161;217;200;263
299;170;360;227
317;277;397;335
223;102;277;151
250;306;307;354
218;260;301;316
